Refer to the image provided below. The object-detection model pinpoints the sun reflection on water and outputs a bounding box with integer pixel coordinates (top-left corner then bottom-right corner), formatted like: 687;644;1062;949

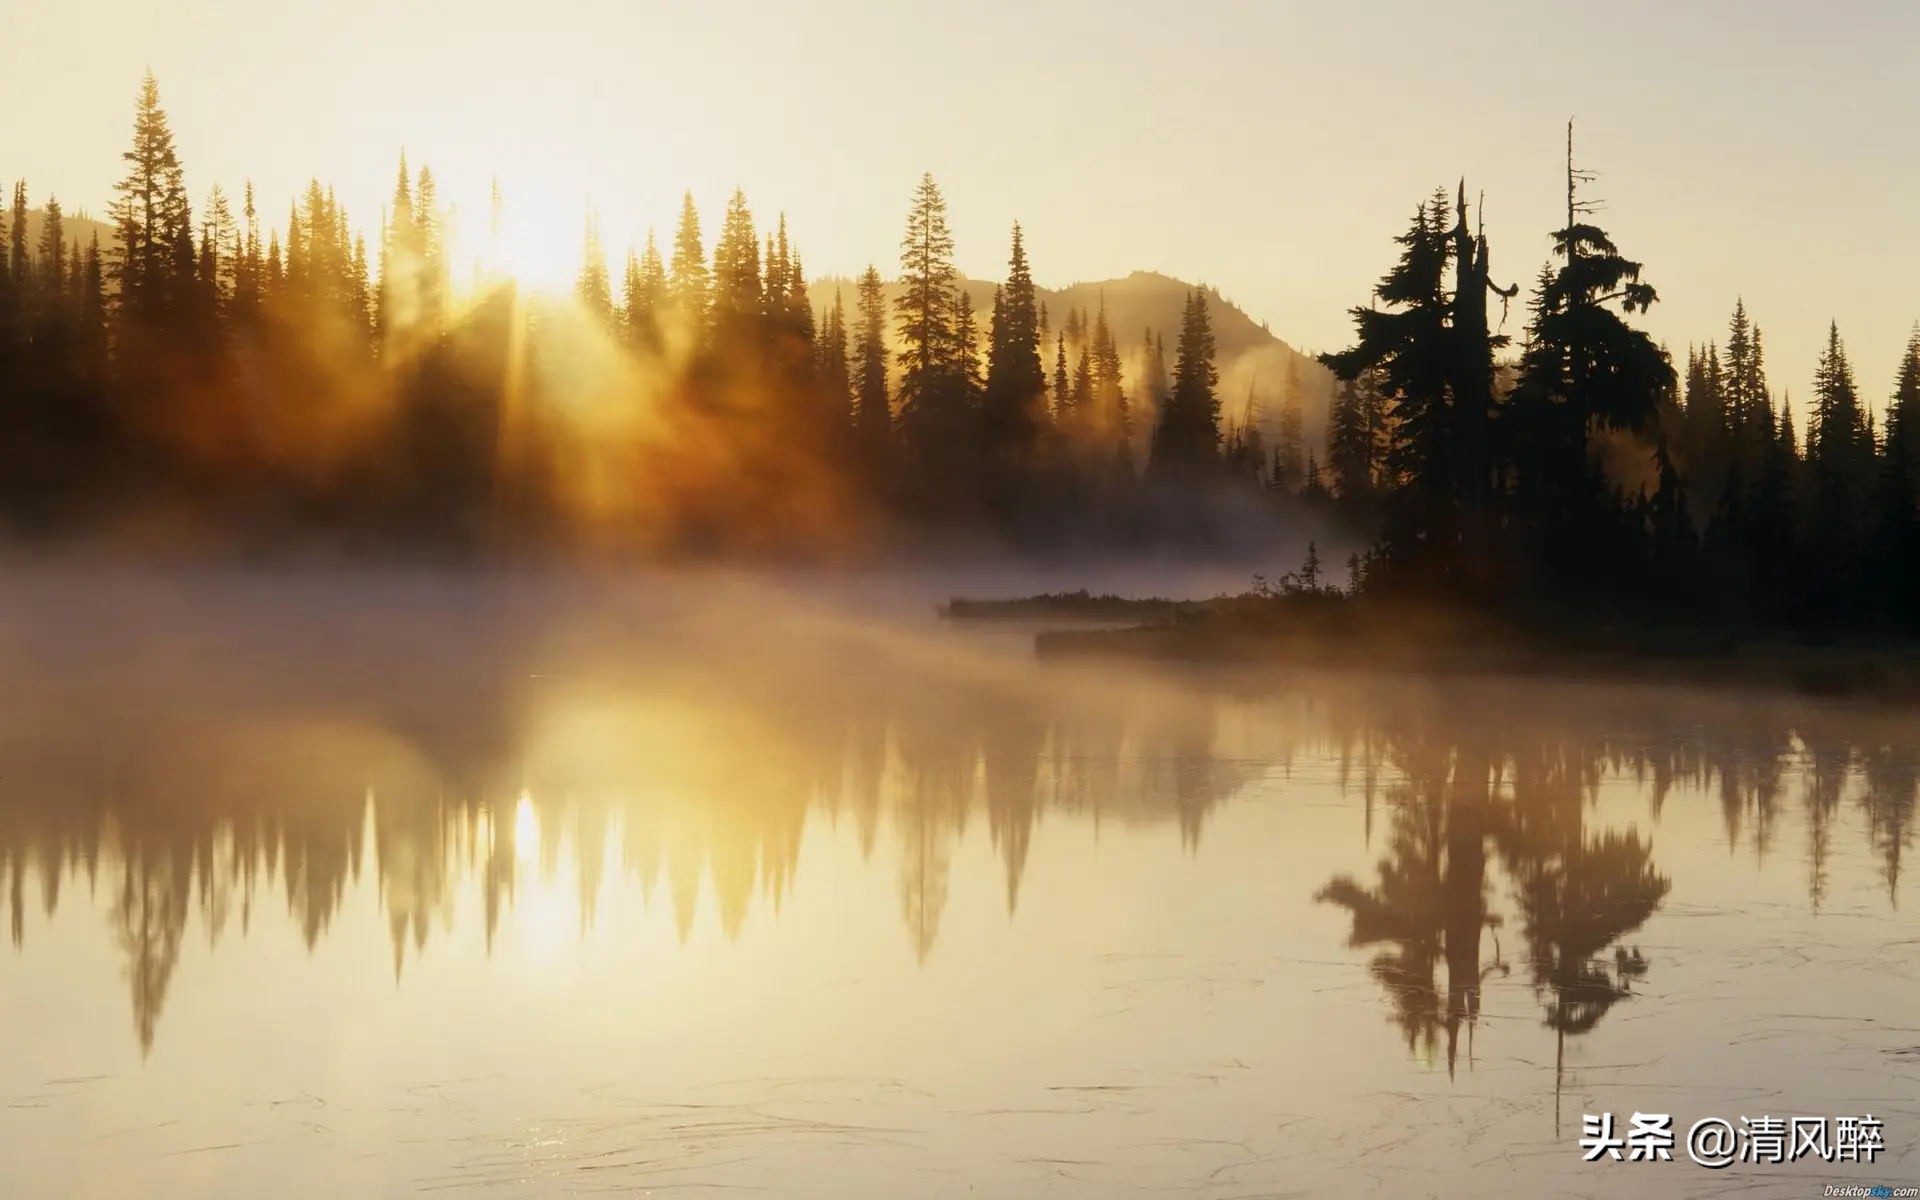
512;791;541;866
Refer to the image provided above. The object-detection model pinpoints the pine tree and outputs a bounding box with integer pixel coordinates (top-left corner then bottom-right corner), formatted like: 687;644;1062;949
1088;296;1128;445
709;187;761;342
1275;385;1306;491
784;244;812;344
1149;289;1221;478
1070;342;1093;424
1322;193;1458;569
1808;320;1872;599
621;249;641;337
301;180;337;310
667;191;709;340
893;174;978;499
1724;299;1762;450
1328;377;1374;499
1302;451;1327;500
763;221;789;323
982;223;1044;457
377;154;416;348
1137;327;1168;435
894;173;957;414
8;184;26;292
29;192;64;343
625;230;667;353
284;201;305;302
264;231;282;297
349;234;371;342
1679;339;1729;523
233;181;262;322
818;288;852;433
1507;133;1669;591
1735;389;1795;612
35;195;65;307
1877;325;1920;619
0;190;15;364
108;72;194;332
197;184;237;315
954;288;984;398
575;208;613;327
852;265;891;468
413;165;444;329
75;232;107;376
1051;333;1070;418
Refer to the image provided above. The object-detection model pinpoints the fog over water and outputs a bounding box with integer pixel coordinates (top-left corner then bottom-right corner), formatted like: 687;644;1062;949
0;564;1915;1197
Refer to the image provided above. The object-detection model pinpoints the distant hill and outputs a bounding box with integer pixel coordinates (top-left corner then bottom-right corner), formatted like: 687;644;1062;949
11;207;116;259
811;269;1336;449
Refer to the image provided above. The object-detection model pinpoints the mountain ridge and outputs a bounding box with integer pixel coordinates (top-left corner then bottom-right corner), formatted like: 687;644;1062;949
811;269;1334;446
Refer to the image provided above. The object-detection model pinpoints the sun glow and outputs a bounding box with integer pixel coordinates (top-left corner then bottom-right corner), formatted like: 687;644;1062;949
490;197;589;293
513;791;542;864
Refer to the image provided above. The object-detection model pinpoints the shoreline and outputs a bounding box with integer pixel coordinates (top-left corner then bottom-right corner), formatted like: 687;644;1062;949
943;592;1920;703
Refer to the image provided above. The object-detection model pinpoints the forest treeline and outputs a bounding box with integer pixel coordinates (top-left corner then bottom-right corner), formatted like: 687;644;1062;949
1316;129;1920;632
0;74;1323;558
6;79;1920;631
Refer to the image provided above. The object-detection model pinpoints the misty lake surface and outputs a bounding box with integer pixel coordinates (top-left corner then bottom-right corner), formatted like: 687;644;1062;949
1;566;1916;1198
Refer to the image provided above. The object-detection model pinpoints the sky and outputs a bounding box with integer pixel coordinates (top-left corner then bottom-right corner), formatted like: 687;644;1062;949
6;0;1920;408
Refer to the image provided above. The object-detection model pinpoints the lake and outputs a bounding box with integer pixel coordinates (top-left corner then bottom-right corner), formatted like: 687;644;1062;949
0;567;1914;1197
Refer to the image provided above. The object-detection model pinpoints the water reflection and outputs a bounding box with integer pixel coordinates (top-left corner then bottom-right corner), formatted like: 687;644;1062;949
0;587;1915;1079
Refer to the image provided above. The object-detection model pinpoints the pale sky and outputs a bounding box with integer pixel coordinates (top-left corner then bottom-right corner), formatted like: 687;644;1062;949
7;0;1919;408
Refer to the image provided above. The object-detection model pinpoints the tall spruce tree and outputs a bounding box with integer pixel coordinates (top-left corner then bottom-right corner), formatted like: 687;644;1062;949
1088;297;1128;449
621;250;641;336
668;191;709;340
1051;334;1070;418
377;154;417;349
76;233;107;377
1322;192;1458;572
36;196;65;305
894;173;957;415
575;209;613;327
783;244;812;345
1275;386;1306;492
1876;326;1920;619
108;72;194;334
233;181;261;323
1327;377;1373;499
1149;289;1220;478
982;223;1044;458
1070;342;1093;424
6;184;25;292
197;185;237;317
1807;320;1872;601
763;219;789;325
1137;328;1168;436
709;188;761;343
818;288;852;434
1507;133;1669;593
894;174;974;494
954;288;984;399
1724;300;1764;454
412;166;444;329
852;265;891;471
625;230;666;353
